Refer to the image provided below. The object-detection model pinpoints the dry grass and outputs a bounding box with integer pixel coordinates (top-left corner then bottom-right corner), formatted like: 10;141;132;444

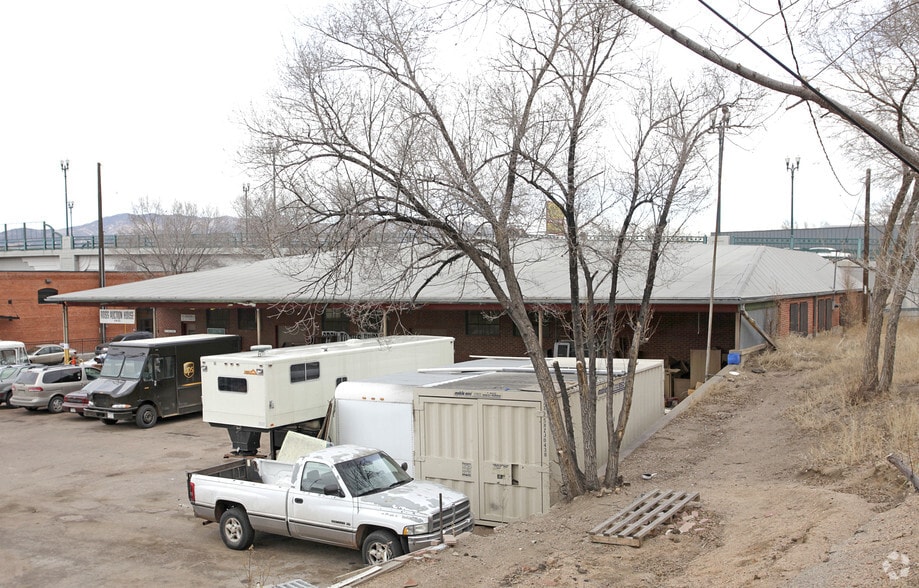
770;321;919;471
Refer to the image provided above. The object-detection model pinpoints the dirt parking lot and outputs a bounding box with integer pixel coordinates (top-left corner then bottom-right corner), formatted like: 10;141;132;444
0;404;367;587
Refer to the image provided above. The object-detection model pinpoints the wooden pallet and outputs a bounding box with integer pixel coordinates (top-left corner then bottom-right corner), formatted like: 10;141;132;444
589;488;700;547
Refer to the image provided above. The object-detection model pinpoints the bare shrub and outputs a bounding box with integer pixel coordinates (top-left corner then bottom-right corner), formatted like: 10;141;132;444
782;322;919;470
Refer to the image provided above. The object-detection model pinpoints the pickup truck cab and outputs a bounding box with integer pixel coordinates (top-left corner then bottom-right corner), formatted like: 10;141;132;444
187;445;474;564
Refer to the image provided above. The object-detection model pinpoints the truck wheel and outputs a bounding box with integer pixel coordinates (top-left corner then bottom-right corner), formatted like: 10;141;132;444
219;507;255;550
48;395;65;414
101;418;118;425
362;530;404;565
135;404;157;429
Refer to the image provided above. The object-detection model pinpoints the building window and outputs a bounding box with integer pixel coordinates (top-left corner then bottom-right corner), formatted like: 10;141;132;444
789;302;808;336
466;311;499;336
238;308;257;331
37;288;58;304
207;309;229;332
322;308;350;334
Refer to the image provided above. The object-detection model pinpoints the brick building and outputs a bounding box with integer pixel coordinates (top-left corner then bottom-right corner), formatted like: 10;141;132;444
46;241;860;372
0;271;151;354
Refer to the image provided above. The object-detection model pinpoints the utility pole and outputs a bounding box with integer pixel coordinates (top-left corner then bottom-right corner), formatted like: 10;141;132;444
705;105;729;382
786;157;800;249
60;159;70;237
863;169;871;324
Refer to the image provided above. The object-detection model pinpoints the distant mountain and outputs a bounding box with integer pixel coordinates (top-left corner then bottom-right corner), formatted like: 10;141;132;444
2;214;240;241
71;214;136;236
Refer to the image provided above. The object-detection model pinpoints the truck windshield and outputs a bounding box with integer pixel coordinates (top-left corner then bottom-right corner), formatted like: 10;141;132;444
99;353;147;379
336;451;412;497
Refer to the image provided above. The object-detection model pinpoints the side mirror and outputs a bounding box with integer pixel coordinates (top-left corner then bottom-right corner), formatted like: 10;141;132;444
401;462;408;471
323;483;344;498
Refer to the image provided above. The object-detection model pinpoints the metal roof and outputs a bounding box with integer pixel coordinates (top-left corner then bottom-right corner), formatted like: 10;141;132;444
48;241;850;307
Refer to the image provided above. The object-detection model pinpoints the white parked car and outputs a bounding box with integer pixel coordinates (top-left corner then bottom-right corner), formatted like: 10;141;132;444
28;344;66;365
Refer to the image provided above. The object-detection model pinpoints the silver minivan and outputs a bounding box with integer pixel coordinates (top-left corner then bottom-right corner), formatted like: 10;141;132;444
10;365;101;413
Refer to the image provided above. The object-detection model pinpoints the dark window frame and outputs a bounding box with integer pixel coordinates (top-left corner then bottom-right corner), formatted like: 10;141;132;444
291;361;320;383
218;376;248;393
238;308;257;331
466;311;500;337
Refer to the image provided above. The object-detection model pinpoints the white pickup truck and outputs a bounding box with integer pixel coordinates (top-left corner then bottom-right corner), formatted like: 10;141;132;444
186;444;474;564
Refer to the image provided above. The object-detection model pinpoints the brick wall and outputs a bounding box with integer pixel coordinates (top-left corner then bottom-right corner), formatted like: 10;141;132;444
0;271;151;354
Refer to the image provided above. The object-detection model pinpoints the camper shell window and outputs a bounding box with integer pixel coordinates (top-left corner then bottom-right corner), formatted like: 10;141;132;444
291;362;320;383
218;376;248;393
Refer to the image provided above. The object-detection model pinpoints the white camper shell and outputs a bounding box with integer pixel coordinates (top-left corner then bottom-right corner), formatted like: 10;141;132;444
332;356;665;526
0;341;29;366
201;335;454;431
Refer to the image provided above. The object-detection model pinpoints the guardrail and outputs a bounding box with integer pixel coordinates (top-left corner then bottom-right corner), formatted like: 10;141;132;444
1;223;62;251
729;235;876;256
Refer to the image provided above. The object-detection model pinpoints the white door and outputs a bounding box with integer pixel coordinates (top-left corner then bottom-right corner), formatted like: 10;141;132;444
415;398;479;510
479;399;546;523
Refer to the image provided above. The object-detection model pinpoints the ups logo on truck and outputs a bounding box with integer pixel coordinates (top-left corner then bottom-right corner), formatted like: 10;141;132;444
183;362;196;379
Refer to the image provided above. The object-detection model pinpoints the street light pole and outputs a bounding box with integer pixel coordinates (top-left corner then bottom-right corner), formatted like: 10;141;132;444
68;201;74;237
786;156;800;249
60;159;70;237
242;183;250;241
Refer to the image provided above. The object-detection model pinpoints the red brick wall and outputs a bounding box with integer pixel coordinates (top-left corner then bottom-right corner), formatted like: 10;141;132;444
776;295;842;336
0;271;152;354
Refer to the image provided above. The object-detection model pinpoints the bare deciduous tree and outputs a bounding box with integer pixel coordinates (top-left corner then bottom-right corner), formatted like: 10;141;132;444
610;0;919;399
115;197;231;276
247;0;747;499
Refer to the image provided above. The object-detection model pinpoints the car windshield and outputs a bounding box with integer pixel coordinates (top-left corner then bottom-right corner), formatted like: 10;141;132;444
335;451;412;497
100;353;147;379
0;366;16;379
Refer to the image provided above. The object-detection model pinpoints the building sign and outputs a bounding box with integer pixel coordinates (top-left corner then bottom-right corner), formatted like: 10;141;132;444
180;314;196;322
99;309;136;325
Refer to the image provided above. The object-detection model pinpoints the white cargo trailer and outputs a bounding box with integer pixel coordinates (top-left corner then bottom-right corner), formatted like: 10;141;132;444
332;356;664;525
201;335;454;454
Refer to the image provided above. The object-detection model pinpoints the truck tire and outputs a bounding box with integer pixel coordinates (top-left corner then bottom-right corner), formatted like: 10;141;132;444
135;404;157;429
48;395;65;414
362;530;404;565
219;507;255;550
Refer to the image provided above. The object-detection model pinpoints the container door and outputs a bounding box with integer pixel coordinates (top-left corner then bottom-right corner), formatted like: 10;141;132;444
415;398;479;515
479;399;546;523
416;396;546;525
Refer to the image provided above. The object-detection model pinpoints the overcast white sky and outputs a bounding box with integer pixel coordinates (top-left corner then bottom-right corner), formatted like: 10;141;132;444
0;1;869;236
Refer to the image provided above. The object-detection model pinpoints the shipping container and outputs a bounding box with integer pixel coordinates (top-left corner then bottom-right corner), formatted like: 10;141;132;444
332;356;664;525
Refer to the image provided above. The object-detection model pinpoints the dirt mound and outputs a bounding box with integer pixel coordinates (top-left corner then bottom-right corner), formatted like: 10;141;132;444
361;367;918;587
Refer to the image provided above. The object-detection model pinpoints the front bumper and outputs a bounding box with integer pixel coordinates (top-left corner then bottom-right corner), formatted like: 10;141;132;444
406;515;475;552
84;407;134;421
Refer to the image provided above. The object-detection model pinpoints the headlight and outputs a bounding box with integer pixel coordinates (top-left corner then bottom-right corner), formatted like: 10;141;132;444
402;523;430;535
112;403;132;409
